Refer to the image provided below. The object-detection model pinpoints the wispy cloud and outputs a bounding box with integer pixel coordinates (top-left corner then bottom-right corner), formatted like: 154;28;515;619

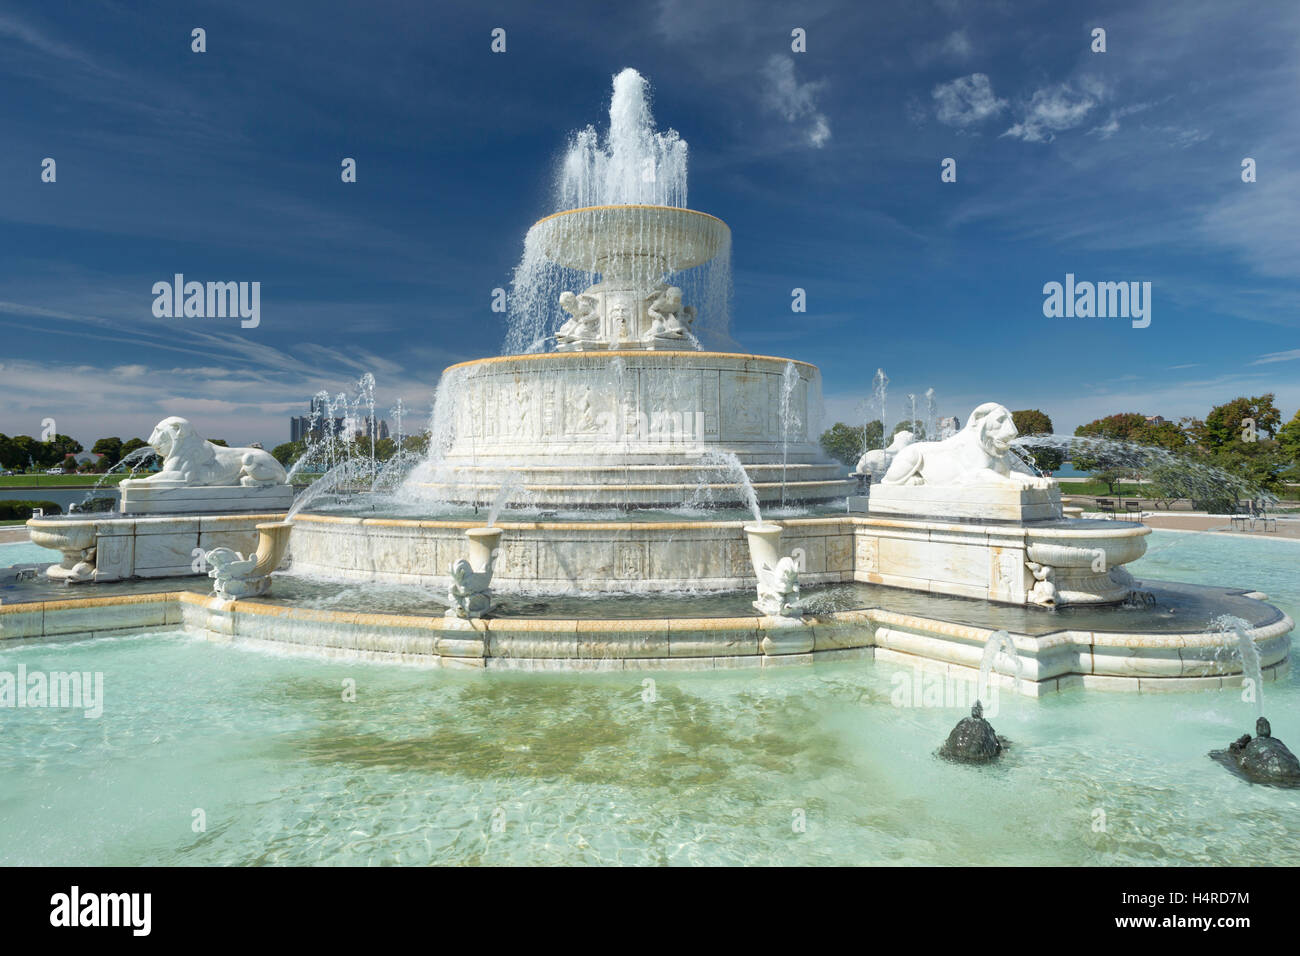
932;73;1006;128
1250;349;1300;365
1002;80;1105;143
761;55;831;148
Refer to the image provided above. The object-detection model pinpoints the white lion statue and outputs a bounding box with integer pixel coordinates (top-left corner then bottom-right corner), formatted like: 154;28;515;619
855;430;915;481
123;416;288;488
881;402;1048;487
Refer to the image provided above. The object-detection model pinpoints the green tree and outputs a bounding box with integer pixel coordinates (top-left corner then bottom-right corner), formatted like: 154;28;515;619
1011;409;1063;472
819;423;865;467
1185;395;1287;492
1279;409;1300;481
1189;394;1281;450
1071;413;1187;478
92;437;124;466
271;441;307;468
401;432;431;457
0;435;40;471
1279;408;1300;458
121;437;150;457
37;434;82;467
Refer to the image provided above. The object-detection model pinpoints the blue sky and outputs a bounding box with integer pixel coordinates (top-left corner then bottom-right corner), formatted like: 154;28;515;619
1;0;1298;448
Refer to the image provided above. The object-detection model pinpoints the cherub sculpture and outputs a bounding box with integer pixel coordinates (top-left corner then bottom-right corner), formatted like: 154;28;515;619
754;555;802;617
642;284;693;340
557;291;601;344
448;556;496;619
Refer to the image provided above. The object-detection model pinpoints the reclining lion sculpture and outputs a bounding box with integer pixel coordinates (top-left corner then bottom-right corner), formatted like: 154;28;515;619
881;402;1048;488
122;416;288;488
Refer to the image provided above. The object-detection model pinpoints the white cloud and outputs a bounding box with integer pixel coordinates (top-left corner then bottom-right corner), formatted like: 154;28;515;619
1002;81;1104;142
1250;349;1300;365
761;55;831;148
932;73;1006;128
1201;170;1300;279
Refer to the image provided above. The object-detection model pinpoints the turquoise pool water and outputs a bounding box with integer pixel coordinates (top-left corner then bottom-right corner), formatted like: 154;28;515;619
0;529;1296;866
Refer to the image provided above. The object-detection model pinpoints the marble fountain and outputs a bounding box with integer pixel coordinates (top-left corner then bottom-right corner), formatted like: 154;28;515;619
12;69;1292;697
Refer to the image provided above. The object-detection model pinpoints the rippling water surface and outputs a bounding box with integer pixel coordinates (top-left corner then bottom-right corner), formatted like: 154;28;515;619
0;529;1296;865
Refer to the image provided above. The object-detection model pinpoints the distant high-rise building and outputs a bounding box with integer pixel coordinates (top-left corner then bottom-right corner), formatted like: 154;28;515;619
289;400;389;443
290;398;346;443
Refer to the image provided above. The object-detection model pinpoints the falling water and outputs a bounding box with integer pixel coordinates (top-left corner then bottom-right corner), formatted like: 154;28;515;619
503;69;732;354
1212;615;1264;717
977;629;1023;704
925;388;936;443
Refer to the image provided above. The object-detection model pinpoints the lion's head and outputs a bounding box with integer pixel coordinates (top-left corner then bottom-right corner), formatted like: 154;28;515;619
965;403;1018;457
149;416;201;461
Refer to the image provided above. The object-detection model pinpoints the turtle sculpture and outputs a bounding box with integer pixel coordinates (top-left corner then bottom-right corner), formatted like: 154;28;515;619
939;700;1006;764
1210;717;1300;787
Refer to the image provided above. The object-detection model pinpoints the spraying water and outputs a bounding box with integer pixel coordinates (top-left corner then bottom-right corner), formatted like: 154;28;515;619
75;446;158;512
503;69;731;355
871;369;888;450
558;68;689;209
779;361;800;507
1008;434;1273;508
486;473;526;527
697;450;763;523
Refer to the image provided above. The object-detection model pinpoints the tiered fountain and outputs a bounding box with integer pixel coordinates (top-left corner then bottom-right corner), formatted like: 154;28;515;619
19;68;1292;692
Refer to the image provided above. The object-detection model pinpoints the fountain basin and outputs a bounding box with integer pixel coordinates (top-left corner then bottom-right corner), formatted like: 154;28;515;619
531;204;729;274
417;350;851;507
26;512;287;583
287;510;1150;607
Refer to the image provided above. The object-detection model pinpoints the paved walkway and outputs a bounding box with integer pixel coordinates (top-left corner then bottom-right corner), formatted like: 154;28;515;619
1137;512;1300;539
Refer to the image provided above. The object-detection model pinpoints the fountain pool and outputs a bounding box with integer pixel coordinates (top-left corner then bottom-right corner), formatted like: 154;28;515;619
1;531;1296;866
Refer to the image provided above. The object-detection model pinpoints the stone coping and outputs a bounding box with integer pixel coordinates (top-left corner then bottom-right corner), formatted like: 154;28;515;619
27;512;288;531
443;350;818;373
288;511;1147;539
412;480;851;493
2;586;1290;693
530;203;729;228
289;512;851;532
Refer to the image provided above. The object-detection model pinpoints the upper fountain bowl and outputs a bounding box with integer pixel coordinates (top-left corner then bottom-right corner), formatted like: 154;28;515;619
530;205;730;275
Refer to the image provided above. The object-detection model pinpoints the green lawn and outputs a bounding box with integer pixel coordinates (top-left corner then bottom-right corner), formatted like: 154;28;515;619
1056;481;1150;497
0;474;133;487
